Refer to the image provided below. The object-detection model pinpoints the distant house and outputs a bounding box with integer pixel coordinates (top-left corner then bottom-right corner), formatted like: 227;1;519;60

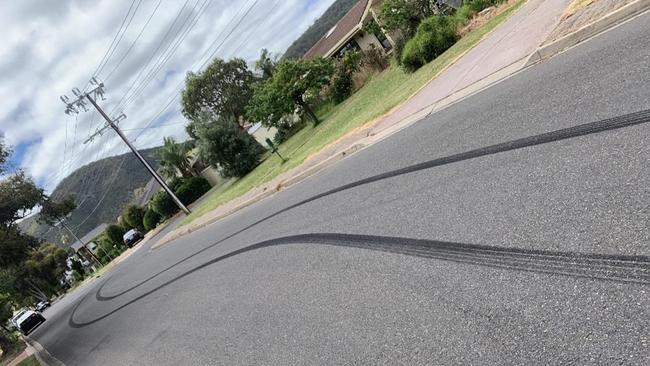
303;0;464;59
70;223;108;256
303;0;394;59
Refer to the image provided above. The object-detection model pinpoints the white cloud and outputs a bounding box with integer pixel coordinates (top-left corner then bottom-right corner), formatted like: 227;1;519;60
0;0;335;192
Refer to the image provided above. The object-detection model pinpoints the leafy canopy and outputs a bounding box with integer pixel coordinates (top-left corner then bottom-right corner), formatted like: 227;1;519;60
379;0;437;38
246;57;334;127
181;57;255;124
0;171;44;227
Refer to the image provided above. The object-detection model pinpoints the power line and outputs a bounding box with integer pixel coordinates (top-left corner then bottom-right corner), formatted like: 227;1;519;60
72;153;129;229
84;0;139;91
117;0;213;112
128;0;262;141
96;0;144;78
108;0;193;115
121;121;186;131
104;0;164;82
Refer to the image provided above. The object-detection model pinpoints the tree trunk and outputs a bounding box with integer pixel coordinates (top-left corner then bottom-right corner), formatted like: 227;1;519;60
295;97;319;125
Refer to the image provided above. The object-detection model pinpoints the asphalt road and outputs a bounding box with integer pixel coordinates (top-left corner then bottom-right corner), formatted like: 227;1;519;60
31;12;650;365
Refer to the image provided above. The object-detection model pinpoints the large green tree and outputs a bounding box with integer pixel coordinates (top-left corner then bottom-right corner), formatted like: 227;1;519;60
0;171;44;227
247;57;334;127
181;57;255;124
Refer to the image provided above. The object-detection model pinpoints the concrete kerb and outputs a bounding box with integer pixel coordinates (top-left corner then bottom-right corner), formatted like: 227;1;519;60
23;337;65;366
525;0;650;66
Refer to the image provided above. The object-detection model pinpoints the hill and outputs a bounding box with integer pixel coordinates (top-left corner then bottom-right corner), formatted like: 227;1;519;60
19;147;161;246
282;0;359;59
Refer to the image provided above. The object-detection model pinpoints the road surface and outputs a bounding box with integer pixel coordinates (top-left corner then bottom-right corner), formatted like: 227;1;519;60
31;12;650;365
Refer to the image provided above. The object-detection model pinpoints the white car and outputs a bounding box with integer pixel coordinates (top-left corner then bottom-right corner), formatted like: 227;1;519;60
13;310;46;335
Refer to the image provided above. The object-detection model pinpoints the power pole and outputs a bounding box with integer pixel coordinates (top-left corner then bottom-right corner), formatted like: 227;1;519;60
59;220;102;266
60;79;191;215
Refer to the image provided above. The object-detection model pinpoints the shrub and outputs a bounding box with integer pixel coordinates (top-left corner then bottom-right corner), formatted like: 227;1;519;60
329;51;361;104
174;176;211;205
143;208;162;231
150;191;179;218
122;204;146;232
105;224;126;246
401;15;459;72
456;0;506;23
168;176;187;191
196;114;265;178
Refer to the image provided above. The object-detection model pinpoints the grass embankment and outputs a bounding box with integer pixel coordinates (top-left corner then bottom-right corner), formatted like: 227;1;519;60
182;0;526;225
16;355;40;366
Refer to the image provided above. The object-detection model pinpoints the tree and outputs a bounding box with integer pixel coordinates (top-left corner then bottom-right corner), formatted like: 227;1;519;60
181;57;256;123
0;171;44;227
0;138;9;175
122;205;146;231
196;113;265;178
156;136;195;180
379;0;436;39
23;244;68;296
247;57;334;127
70;257;85;276
255;48;277;80
38;195;76;226
105;224;126;246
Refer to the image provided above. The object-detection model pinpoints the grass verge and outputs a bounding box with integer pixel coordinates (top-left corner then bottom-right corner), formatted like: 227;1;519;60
182;0;526;225
16;355;40;366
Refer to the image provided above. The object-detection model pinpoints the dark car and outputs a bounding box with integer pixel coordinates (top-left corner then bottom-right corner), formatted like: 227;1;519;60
15;310;46;335
123;229;143;248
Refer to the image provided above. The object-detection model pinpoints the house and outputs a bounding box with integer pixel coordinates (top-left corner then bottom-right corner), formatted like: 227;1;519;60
303;0;395;59
303;0;464;59
70;223;108;258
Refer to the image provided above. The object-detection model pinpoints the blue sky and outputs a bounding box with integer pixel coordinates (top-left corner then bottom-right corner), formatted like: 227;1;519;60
0;0;336;192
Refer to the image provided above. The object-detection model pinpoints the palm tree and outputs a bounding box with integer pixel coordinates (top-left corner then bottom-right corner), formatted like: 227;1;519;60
156;137;194;180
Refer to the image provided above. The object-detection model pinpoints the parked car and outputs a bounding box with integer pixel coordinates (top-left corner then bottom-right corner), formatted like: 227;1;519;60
14;310;45;335
123;229;144;248
35;300;51;312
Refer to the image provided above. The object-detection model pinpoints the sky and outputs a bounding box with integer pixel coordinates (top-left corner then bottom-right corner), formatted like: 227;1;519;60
0;0;335;193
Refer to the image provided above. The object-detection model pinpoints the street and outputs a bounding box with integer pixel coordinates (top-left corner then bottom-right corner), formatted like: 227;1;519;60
31;11;650;365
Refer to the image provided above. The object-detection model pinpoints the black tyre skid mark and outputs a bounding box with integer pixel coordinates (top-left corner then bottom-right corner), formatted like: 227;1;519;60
68;108;650;327
70;232;650;328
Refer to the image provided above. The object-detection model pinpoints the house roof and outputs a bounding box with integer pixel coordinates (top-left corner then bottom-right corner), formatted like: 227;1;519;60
303;0;370;59
70;223;108;251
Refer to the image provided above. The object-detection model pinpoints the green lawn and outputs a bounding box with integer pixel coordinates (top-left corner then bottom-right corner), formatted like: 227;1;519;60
16;355;40;366
182;0;525;225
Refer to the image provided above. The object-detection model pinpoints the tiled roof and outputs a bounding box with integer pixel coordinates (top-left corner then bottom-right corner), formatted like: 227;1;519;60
303;0;369;59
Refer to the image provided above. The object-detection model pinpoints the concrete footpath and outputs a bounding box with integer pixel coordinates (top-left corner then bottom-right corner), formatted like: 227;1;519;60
155;0;649;247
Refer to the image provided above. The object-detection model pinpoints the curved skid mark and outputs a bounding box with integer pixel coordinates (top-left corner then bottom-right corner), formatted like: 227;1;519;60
71;233;650;328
